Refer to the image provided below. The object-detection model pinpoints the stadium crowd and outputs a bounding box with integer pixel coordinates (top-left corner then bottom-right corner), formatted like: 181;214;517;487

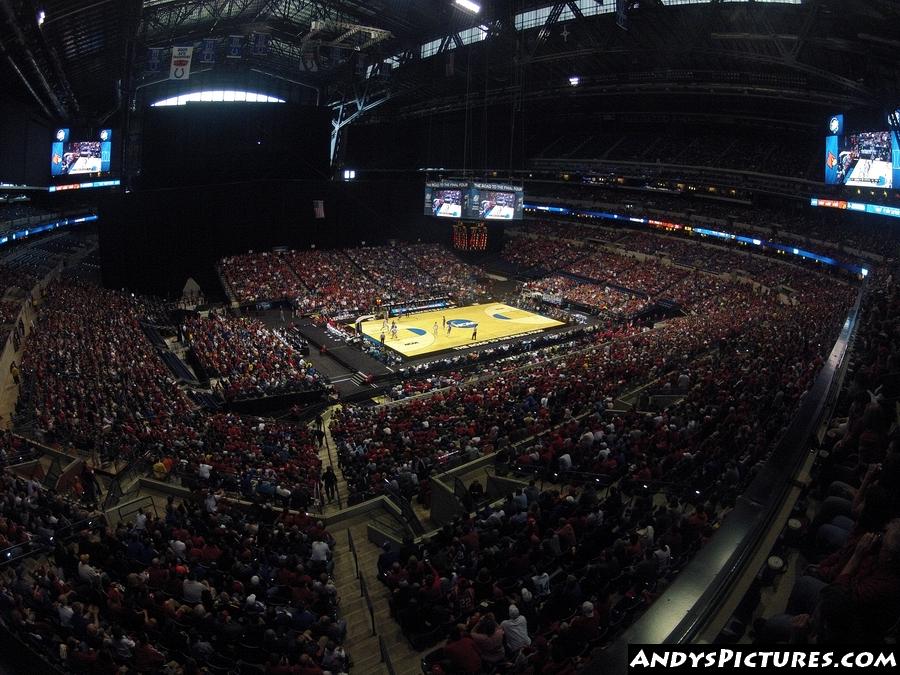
332;261;855;507
367;266;859;668
0;213;875;675
344;245;444;303
754;265;900;646
219;244;486;317
17;281;328;507
399;244;487;304
19;280;194;461
184;314;323;401
219;252;302;305
561;248;687;297
500;237;587;272
525;275;650;318
527;183;897;260
0;484;349;674
0;260;42;296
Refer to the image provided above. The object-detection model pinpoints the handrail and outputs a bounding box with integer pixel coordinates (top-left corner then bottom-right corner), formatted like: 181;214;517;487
0;540;45;567
359;572;376;636
0;514;106;569
383;486;425;536
379;636;397;675
595;283;864;672
347;528;360;579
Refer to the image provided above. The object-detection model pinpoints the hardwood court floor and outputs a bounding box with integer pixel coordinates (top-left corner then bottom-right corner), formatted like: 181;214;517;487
357;302;564;358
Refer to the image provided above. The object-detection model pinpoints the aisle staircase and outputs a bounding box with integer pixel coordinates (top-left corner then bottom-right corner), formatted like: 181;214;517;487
335;523;426;675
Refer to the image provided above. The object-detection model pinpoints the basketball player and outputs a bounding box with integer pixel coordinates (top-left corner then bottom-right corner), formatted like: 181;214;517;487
381;317;389;334
390;322;398;340
447;322;452;336
433;321;439;337
471;325;477;341
442;315;446;329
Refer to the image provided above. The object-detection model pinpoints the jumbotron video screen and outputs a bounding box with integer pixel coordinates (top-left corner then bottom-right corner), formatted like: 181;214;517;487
479;190;517;220
54;142;103;175
824;114;900;189
431;189;463;218
424;180;524;221
50;128;113;178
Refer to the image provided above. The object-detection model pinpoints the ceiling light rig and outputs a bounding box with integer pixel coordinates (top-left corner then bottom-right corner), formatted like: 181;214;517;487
454;0;481;15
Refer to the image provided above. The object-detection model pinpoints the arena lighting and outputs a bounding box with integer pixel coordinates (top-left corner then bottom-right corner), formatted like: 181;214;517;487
0;213;96;247
454;0;481;14
568;76;580;87
343;169;356;181
37;9;45;27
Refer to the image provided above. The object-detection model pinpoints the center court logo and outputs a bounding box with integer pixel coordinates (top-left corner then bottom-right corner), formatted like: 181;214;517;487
447;319;477;328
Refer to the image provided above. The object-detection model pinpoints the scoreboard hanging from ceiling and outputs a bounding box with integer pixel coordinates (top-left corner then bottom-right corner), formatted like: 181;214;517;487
424;180;524;221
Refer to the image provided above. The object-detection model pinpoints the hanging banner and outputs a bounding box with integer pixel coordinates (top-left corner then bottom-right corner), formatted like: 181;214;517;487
200;38;217;64
250;32;270;56
227;35;244;59
147;47;163;73
169;46;193;80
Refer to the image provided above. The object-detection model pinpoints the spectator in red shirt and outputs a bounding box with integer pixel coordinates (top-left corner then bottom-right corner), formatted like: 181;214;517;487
442;625;482;674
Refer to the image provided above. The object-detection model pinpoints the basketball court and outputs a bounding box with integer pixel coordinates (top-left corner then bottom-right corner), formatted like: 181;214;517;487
357;302;565;358
845;159;893;188
68;156;103;174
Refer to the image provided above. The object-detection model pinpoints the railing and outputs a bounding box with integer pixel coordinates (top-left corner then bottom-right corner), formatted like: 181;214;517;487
106;495;158;528
0;540;45;567
359;572;376;637
452;475;475;513
0;514;106;569
347;528;360;579
383;484;425;536
379;636;397;675
102;453;153;510
0;446;40;467
348;529;394;671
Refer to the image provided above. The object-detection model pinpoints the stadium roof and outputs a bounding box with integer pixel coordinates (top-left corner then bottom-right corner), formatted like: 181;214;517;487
0;0;898;124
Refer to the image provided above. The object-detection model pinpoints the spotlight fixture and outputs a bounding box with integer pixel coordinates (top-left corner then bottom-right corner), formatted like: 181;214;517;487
568;76;580;87
454;0;481;14
37;9;46;26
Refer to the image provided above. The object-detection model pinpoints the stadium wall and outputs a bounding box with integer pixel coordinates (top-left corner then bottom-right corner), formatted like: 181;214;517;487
139;103;332;188
0;100;51;185
98;178;444;296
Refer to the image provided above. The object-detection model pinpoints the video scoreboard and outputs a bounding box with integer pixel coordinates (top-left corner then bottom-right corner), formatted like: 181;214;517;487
424;180;524;221
51;128;113;179
824;112;900;189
